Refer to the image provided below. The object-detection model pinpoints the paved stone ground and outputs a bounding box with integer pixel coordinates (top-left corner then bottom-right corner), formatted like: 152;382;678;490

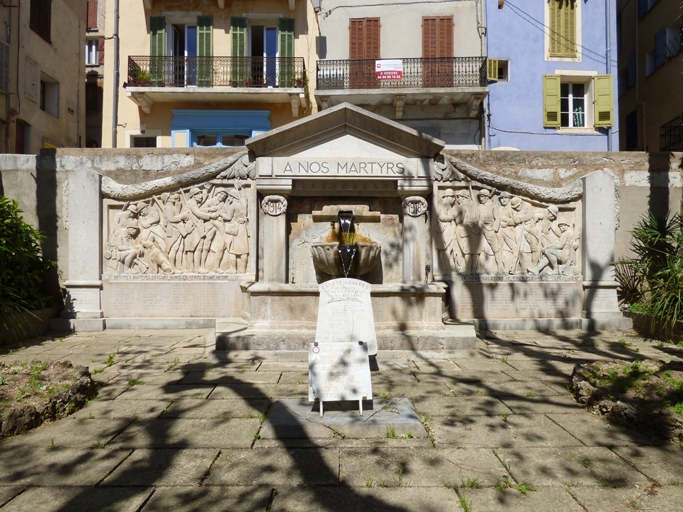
1;328;683;511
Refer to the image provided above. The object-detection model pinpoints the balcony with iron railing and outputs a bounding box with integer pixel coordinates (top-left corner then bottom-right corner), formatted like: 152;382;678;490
125;55;308;116
315;57;489;117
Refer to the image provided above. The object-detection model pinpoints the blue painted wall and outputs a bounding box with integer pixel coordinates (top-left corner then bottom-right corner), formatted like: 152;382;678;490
485;0;619;151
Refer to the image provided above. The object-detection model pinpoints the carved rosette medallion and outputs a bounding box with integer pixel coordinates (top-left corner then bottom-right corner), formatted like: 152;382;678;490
261;195;288;216
402;196;428;217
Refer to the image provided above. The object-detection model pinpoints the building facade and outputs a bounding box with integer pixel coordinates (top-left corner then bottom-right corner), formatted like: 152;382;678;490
85;0;106;148
314;0;488;149
0;0;86;154
102;0;318;149
485;0;619;151
618;0;682;151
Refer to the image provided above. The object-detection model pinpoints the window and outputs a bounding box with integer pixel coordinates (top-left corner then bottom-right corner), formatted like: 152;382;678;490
543;74;613;129
638;0;659;18
86;40;98;65
645;49;655;76
497;60;509;82
560;83;585;128
30;0;51;42
548;0;576;57
625;110;638;150
665;23;682;59
486;59;509;82
132;136;157;148
87;0;98;31
39;75;59;117
350;18;380;59
0;40;9;94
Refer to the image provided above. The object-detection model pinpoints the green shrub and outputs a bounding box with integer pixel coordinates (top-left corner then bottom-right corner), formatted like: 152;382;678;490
0;196;53;335
617;211;683;337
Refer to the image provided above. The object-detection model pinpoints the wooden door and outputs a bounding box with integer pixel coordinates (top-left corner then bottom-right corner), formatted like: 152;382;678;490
422;16;453;87
349;18;379;89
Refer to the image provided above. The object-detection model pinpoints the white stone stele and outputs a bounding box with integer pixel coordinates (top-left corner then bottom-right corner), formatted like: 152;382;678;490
308;341;372;403
315;278;378;355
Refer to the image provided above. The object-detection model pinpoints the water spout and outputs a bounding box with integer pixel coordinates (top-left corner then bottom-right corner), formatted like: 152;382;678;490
337;211;357;278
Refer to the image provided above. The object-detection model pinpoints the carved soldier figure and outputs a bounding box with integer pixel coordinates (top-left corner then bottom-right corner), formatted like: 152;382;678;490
435;189;458;273
477;189;504;274
530;221;574;275
107;222;144;274
497;192;517;273
223;188;250;274
203;189;230;272
510;197;541;273
454;189;481;274
137;201;167;253
540;205;561;247
184;186;217;273
163;192;189;271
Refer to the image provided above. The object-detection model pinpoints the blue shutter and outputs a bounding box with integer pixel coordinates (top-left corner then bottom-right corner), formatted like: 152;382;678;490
654;28;666;68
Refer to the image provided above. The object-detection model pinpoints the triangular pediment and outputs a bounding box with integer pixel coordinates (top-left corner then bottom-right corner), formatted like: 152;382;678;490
246;103;444;158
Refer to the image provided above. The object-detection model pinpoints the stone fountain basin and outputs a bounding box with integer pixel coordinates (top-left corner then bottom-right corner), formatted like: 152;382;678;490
310;242;381;277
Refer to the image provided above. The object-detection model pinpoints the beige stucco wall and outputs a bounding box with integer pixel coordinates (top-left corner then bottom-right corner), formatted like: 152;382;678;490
103;0;319;148
617;0;683;151
318;0;483;60
0;0;86;154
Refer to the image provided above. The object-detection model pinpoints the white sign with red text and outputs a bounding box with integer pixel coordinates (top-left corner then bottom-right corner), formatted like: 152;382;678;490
375;60;403;80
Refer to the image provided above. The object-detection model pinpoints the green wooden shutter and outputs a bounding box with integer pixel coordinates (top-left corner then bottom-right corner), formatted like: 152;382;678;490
549;0;576;57
487;58;498;81
279;18;295;86
231;17;247;84
197;16;213;86
593;74;614;127
543;75;561;128
150;16;166;84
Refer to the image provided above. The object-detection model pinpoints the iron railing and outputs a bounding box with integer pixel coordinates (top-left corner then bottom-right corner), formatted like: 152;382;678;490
316;57;487;90
660;115;683;151
127;56;306;88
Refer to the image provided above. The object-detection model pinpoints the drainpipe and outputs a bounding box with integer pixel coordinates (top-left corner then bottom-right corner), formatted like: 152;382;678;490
606;0;612;151
111;0;119;148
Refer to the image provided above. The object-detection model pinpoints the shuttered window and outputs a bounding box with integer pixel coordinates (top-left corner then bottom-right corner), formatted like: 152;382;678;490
593;74;614;127
30;0;52;42
149;16;166;84
279;18;295;86
197;16;213;86
0;40;9;94
549;0;576;57
349;18;380;59
87;0;98;31
422;16;453;58
543;75;561;128
98;35;105;65
231;17;247;84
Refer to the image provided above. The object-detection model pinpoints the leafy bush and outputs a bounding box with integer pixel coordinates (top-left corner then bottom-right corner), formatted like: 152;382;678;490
0;196;54;334
617;211;683;336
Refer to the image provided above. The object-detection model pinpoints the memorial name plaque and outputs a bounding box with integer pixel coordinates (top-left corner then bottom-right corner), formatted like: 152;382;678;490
315;278;378;355
308;342;372;404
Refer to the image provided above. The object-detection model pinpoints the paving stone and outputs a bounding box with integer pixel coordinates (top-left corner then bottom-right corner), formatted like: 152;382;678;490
414;369;512;383
101;448;218;486
453;359;512;371
570;485;659;512
411;360;461;373
611;444;683;484
257;361;309;372
278;371;310;384
0;446;131;485
255;437;435;449
439;447;508;488
95;382;131;400
502;370;571;382
499;395;582;415
116;384;215;400
638;483;683;511
140;486;272;512
412;396;512;417
0;487;153;512
497;446;651;488
161;398;270;419
0;419;131;448
73;399;172;420
457;486;584;511
341;448;444;487
108;418;260;448
546;413;657;447
431;414;582;448
271;486;461;511
0;488;23;507
486;380;563;397
503;360;576;375
178;371;282;385
207;384;307;399
204;448;339;486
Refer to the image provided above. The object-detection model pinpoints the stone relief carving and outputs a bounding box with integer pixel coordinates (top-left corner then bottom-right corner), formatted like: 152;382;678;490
261;195;288;216
104;182;250;275
434;186;580;277
402;196;428;217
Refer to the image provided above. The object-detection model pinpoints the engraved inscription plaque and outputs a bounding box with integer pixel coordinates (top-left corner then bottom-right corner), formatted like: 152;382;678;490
308;342;372;402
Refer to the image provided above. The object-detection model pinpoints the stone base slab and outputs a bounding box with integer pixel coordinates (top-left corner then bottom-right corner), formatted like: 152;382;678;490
105;318;218;330
51;318;106;332
216;321;476;353
474;315;632;331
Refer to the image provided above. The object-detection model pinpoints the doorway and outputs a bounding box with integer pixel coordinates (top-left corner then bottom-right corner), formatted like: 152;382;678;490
250;26;277;86
171;24;197;86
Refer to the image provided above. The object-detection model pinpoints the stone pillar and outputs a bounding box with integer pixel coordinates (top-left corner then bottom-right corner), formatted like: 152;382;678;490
56;169;105;331
581;170;625;327
401;196;430;283
260;194;289;282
